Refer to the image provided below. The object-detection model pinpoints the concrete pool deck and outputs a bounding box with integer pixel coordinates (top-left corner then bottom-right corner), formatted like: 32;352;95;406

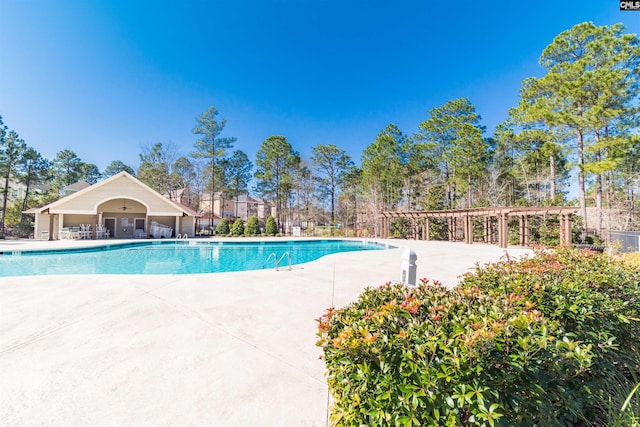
0;238;532;426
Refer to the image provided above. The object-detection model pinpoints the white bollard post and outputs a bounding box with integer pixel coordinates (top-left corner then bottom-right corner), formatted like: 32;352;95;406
400;248;418;287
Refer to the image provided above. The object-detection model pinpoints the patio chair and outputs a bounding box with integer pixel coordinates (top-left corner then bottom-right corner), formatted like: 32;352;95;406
59;228;71;239
69;227;81;240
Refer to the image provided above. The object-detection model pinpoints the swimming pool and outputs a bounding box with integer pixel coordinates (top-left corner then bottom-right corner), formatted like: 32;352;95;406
0;239;391;277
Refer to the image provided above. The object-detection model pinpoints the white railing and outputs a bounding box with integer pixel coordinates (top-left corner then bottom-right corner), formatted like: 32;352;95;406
277;252;292;271
262;253;277;269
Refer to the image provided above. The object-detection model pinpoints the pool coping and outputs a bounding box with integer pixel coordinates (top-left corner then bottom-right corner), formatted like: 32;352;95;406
0;237;394;256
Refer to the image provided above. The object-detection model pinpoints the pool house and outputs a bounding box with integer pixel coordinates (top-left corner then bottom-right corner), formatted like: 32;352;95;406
27;171;198;240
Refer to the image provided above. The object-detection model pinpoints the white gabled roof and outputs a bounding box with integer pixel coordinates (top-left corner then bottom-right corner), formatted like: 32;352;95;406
28;171;197;217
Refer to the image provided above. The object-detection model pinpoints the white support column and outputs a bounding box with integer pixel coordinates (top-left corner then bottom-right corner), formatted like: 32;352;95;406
59;213;64;234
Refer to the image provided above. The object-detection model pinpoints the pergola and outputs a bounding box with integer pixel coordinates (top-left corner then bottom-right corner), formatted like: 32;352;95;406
380;206;579;248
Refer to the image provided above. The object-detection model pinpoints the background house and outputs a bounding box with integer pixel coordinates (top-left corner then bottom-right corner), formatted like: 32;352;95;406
197;193;273;230
1;179;49;205
59;181;90;196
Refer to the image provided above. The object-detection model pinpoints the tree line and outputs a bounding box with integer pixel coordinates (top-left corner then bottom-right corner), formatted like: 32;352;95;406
1;22;638;239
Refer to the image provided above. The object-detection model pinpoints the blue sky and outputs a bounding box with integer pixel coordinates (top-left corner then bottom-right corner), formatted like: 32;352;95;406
1;1;638;174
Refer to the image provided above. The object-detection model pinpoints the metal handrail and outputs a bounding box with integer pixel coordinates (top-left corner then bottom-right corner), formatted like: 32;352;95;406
262;253;277;269
277;252;292;271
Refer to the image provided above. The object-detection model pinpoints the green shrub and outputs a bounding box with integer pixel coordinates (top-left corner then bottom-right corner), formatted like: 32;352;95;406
390;217;411;238
265;215;277;236
12;221;34;238
428;218;448;240
230;218;245;236
215;218;230;235
317;248;640;426
536;215;561;246
622;251;640;267
331;226;344;237
245;215;261;236
463;248;640;423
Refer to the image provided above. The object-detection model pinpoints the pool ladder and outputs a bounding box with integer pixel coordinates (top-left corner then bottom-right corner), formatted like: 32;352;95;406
262;252;292;271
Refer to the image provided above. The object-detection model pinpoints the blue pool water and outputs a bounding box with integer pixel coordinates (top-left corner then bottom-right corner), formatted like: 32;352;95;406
0;239;391;277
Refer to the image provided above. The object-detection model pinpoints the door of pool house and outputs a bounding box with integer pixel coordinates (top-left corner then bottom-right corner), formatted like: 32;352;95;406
134;218;145;232
104;218;115;238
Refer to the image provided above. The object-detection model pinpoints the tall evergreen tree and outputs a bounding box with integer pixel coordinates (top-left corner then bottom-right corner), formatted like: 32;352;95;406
80;163;102;184
17;147;50;218
337;165;362;233
311;144;353;224
510;77;572;202
291;159;314;227
535;22;640;236
137;142;175;195
192;106;236;223
222;150;253;217
361;124;407;210
361;124;408;236
171;156;197;203
51;149;83;188
254;135;300;233
0;124;27;235
103;160;135;177
418;98;487;209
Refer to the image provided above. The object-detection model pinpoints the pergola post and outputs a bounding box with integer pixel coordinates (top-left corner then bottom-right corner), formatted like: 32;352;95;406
464;215;468;244
560;213;573;246
424;218;430;241
519;215;524;246
411;214;418;240
504;213;510;248
380;215;388;239
498;213;509;248
465;215;473;244
519;215;531;246
385;215;390;238
565;213;573;245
